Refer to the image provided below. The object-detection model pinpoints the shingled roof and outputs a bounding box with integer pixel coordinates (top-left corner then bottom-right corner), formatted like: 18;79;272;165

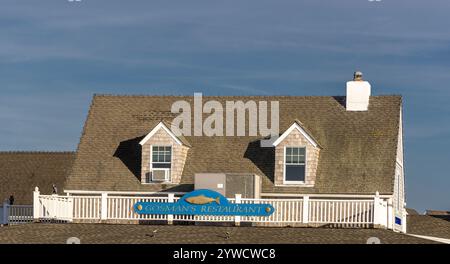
0;152;75;204
407;215;450;239
65;95;401;195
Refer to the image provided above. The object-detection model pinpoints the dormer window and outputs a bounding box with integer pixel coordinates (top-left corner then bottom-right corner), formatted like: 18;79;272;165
272;120;320;187
150;145;172;182
284;147;306;184
139;121;190;184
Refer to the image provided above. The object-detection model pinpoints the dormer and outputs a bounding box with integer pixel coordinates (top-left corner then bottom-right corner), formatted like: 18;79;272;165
139;121;190;184
272;120;321;186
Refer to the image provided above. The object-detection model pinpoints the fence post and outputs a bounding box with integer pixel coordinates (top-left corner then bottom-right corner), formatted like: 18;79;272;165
2;201;8;225
302;196;309;224
387;198;394;230
168;193;174;225
234;194;241;226
33;186;40;221
373;191;382;228
50;193;57;219
101;193;108;221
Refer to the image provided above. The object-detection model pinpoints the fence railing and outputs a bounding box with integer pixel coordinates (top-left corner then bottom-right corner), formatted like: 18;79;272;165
240;198;303;223
73;196;101;220
308;199;374;227
8;205;34;224
1;202;33;225
35;195;73;222
33;188;393;229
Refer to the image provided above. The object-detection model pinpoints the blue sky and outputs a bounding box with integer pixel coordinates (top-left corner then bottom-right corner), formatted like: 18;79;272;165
0;0;449;212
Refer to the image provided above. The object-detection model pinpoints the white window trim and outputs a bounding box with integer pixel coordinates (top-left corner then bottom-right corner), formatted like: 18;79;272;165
282;146;307;185
139;122;182;146
273;123;318;148
143;144;173;184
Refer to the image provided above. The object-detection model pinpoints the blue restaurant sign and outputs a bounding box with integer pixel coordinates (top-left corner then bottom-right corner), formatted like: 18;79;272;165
134;189;275;217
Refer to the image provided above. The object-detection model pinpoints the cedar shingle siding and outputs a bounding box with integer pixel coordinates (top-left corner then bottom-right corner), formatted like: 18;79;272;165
0;152;75;204
65;95;401;195
140;128;189;184
274;128;320;186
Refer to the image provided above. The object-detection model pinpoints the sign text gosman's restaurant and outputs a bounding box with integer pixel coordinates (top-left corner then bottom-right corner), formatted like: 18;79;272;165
134;189;275;217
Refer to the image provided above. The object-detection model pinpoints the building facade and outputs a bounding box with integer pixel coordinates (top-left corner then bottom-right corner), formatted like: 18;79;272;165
53;76;407;230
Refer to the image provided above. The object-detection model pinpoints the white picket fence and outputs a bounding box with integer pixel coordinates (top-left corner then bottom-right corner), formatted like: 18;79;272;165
36;195;73;222
0;202;34;225
33;188;394;229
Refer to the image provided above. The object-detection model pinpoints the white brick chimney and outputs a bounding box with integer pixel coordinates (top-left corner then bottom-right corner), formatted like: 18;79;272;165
346;71;371;111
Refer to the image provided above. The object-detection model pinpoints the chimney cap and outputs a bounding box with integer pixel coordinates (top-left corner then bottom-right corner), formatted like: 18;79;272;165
353;71;363;81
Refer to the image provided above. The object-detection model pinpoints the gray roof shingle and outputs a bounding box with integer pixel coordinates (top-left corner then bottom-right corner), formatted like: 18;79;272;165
0;152;75;204
407;215;450;239
65;95;401;195
0;223;436;244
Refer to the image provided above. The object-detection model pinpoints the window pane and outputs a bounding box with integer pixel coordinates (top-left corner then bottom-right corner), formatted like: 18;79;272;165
286;148;292;155
286;155;292;163
152;146;171;165
285;165;305;182
285;147;306;164
298;148;305;156
299;154;305;163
